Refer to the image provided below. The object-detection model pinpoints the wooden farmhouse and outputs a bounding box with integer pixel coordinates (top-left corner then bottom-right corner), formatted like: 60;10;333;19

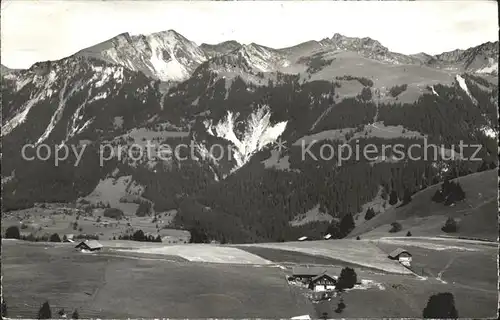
388;248;412;267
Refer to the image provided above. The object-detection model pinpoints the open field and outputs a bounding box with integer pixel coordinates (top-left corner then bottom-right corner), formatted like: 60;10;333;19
238;239;413;274
236;246;375;269
3;238;497;318
308;51;456;104
372;237;498;291
312;271;497;319
350;169;498;241
1;203;190;243
112;243;274;264
1;241;313;319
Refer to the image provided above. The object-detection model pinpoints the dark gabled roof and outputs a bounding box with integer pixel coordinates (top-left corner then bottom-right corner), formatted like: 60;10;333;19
310;273;337;283
292;266;327;276
75;240;103;250
388;248;411;258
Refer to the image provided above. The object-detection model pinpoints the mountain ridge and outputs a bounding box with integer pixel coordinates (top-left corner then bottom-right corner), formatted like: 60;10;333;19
2;28;498;243
8;30;496;81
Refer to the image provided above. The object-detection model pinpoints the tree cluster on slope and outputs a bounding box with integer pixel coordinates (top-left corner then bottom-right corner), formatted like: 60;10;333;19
335;75;374;87
103;208;125;220
389;84;408;97
1;299;7;318
118;229;162;242
431;178;466;206
135;201;152;217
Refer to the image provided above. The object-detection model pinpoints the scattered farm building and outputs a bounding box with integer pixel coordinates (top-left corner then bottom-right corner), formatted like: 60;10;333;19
388;248;412;267
75;240;103;252
323;234;332;240
308;273;337;292
298;236;310;241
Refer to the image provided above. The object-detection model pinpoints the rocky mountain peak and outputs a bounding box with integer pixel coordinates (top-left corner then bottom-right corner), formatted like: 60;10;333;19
75;30;207;82
329;33;388;53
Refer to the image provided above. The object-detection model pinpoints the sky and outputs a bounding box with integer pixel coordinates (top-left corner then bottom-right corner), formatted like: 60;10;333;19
1;0;498;69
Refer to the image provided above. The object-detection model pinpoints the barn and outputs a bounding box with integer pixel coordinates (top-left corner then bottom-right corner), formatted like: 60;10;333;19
75;240;103;252
308;273;337;292
388;248;412;267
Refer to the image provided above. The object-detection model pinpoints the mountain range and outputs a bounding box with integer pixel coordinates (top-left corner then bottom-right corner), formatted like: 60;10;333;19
1;30;498;243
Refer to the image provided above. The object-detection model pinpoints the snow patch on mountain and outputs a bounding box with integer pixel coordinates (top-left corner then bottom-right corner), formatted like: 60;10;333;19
13;76;33;92
91;65;124;87
476;61;498;74
146;35;189;81
88;91;109;103
35;80;83;146
78;30;207;82
238;44;289;72
2;70;60;136
67;91;92;141
204;105;287;171
430;85;439;96
2;96;41;136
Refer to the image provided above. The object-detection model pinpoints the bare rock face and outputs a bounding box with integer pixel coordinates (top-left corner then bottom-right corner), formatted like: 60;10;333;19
76;30;208;82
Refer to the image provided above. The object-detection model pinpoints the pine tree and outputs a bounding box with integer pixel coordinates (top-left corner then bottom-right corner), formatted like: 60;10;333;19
423;293;458;319
49;233;61;242
132;229;145;241
339;213;355;238
402;188;412;205
389;222;402;233
38;301;51;319
5;226;20;239
477;160;489;172
389;190;398;205
325;221;342;239
336;267;357;290
431;188;444;203
441;217;458;233
335;298;346;313
365;207;376;220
